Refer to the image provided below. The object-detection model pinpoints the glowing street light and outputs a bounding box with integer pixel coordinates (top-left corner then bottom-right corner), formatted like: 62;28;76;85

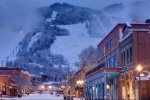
39;85;45;90
76;80;84;86
136;64;142;100
47;85;52;90
136;64;142;72
61;86;65;89
106;84;110;90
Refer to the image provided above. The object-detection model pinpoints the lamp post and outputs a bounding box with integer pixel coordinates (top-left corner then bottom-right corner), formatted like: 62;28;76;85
106;84;110;100
136;64;142;100
76;80;84;97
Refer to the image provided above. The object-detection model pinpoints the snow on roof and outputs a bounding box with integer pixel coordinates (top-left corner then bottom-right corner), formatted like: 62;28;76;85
21;70;30;75
125;22;131;27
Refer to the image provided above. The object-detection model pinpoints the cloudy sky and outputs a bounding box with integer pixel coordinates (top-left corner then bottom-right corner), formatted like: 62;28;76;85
0;0;148;31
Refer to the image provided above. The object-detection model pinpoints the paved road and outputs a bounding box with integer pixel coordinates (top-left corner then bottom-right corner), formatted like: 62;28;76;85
1;94;64;100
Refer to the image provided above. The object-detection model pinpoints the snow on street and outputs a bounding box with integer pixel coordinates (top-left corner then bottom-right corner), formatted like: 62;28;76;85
1;93;64;100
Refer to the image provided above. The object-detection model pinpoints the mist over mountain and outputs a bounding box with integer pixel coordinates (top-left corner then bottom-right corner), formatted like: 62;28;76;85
6;2;108;76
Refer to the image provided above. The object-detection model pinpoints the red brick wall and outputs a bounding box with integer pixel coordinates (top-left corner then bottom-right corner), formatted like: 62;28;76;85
97;24;124;67
0;68;21;88
0;76;10;95
133;31;150;70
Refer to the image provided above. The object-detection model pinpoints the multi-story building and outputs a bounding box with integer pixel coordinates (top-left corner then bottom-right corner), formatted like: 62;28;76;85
85;24;124;100
68;75;76;96
85;23;150;100
68;67;85;97
118;23;150;100
68;63;96;97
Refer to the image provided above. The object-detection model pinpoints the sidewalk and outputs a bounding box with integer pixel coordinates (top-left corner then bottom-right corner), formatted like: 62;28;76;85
73;98;85;100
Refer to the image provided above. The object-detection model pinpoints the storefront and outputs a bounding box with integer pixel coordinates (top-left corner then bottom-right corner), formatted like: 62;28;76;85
85;71;120;100
119;71;136;100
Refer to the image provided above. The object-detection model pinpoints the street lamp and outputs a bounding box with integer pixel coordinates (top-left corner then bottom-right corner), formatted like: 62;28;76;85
76;80;84;86
136;64;142;72
47;85;52;90
61;86;65;89
136;64;142;100
106;84;110;90
39;85;45;90
76;80;84;97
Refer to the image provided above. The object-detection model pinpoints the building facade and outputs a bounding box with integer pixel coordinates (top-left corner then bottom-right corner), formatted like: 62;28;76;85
68;63;96;97
85;24;124;100
118;24;150;100
0;68;21;96
85;23;150;100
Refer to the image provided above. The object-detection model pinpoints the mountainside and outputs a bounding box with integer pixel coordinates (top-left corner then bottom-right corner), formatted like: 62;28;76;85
5;1;150;78
6;3;110;77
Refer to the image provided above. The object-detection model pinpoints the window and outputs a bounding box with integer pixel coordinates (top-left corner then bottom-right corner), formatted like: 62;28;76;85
106;42;109;53
121;46;132;66
105;39;112;54
121;52;124;66
123;51;126;66
108;54;116;68
127;49;129;64
129;47;132;63
103;46;106;55
109;39;112;51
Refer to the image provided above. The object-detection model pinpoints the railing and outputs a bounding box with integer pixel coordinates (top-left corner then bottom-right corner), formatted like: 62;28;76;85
85;63;105;76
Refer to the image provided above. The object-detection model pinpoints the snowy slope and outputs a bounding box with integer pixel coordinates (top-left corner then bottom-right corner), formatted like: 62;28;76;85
51;23;100;64
46;11;58;23
28;32;42;49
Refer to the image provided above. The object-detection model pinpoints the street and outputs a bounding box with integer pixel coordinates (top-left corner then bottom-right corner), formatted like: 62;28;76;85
1;93;64;100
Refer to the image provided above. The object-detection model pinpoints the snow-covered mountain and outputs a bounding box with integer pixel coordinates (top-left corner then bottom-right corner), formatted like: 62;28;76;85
3;1;150;77
6;3;108;75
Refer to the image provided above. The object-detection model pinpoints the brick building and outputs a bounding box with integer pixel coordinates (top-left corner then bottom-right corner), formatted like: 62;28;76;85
0;68;32;96
118;23;150;100
68;63;96;97
85;23;150;100
0;68;21;96
85;24;124;100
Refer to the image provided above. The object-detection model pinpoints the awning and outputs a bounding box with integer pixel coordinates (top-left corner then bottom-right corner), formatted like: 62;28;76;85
86;71;120;82
86;67;121;80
